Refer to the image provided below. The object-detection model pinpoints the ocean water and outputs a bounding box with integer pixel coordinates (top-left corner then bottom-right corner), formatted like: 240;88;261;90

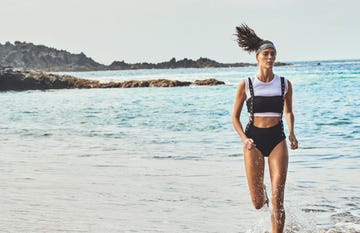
1;60;359;233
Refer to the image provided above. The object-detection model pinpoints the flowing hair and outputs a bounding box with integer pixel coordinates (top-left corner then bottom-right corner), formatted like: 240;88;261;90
235;24;266;53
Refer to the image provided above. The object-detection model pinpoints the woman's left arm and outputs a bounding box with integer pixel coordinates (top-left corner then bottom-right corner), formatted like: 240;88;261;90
284;80;298;150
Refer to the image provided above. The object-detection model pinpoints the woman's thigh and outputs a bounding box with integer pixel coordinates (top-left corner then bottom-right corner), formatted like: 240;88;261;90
268;140;288;202
244;148;266;200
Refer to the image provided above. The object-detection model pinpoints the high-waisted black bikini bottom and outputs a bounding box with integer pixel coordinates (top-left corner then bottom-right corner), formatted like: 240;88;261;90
245;121;286;157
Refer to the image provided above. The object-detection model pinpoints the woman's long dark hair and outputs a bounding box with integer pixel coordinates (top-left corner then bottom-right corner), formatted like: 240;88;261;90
235;24;268;53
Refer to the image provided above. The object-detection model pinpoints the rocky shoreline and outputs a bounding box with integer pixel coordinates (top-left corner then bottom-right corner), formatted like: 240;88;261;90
0;68;225;91
0;41;291;72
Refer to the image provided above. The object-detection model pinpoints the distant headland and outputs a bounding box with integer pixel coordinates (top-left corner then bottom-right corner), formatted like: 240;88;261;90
0;41;291;72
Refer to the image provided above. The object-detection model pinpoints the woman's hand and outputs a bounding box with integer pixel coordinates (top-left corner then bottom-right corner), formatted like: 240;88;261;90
243;138;256;150
288;133;298;150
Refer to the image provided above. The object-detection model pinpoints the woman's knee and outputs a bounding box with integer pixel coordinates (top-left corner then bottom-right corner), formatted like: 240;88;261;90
251;194;267;209
252;199;265;209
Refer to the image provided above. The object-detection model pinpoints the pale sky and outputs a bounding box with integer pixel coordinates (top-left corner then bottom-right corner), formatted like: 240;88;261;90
1;0;359;64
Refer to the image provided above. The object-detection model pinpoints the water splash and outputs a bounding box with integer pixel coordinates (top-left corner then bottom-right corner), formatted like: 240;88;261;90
245;201;319;233
285;201;317;232
245;208;272;233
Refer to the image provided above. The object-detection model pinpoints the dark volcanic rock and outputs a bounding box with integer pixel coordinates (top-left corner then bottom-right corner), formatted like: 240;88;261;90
194;78;225;86
121;80;146;88
109;57;239;70
149;79;192;87
0;68;225;91
99;81;123;88
114;79;193;88
0;68;101;91
0;41;106;72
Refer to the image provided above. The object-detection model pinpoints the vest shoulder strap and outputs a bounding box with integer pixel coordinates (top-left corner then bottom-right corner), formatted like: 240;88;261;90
280;77;285;96
247;77;254;97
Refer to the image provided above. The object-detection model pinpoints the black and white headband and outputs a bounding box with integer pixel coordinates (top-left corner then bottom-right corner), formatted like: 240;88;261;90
256;42;276;55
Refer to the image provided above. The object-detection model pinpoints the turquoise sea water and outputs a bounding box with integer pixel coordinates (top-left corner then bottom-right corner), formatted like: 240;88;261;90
1;60;359;232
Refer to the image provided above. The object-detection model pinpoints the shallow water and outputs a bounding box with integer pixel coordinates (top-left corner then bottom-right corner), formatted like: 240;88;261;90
1;60;359;232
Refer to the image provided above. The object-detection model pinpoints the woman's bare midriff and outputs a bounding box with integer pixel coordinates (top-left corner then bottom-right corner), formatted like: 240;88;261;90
253;116;282;128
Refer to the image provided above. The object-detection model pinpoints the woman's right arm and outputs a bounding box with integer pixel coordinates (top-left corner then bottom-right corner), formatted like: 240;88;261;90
232;80;248;142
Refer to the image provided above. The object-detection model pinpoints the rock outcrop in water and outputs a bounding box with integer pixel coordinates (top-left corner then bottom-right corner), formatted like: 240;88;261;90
0;68;225;91
0;41;291;72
